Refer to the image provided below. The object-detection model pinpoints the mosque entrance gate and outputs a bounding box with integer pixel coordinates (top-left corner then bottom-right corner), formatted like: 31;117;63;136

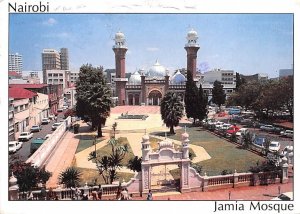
140;131;191;194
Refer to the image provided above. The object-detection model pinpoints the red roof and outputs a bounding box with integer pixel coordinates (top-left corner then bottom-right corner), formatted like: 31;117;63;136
8;71;21;77
9;87;38;99
9;84;48;89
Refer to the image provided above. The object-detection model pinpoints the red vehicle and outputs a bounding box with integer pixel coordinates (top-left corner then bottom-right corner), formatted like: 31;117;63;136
226;125;240;138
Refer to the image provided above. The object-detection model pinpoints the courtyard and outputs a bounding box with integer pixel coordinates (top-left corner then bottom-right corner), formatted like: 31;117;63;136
71;106;265;186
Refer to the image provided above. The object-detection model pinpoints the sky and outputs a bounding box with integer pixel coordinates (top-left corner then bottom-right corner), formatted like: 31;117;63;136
9;14;293;78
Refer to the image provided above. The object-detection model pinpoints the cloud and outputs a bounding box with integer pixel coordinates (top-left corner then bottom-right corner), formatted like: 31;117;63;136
43;18;57;26
146;47;159;52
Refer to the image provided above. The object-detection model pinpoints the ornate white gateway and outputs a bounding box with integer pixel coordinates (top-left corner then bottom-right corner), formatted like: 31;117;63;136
141;131;191;193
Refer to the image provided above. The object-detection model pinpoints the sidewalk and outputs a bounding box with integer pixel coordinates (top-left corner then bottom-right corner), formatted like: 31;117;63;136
132;180;293;200
45;131;80;188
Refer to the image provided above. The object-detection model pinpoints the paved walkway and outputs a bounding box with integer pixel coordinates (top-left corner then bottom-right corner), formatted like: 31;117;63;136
132;180;293;200
45;131;80;188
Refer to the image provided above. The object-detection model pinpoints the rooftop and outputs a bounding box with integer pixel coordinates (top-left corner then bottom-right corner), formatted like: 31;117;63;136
9;87;37;99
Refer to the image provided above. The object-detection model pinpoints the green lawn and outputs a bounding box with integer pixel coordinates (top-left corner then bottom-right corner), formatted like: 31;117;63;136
74;167;134;186
156;127;265;176
76;135;105;154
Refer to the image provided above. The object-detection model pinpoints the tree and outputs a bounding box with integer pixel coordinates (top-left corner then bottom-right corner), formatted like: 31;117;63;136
88;137;129;184
211;80;226;108
9;161;51;192
59;167;82;188
191;163;202;174
127;156;142;172
184;70;200;124
160;92;184;134
75;64;111;137
277;76;293;120
235;72;246;91
197;84;208;122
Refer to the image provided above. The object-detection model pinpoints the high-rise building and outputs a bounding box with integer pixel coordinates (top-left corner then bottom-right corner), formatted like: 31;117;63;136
9;53;23;75
60;48;69;70
42;49;61;83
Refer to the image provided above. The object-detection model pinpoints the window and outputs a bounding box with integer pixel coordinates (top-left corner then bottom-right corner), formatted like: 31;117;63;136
59;74;63;76
15;122;19;132
26;117;29;126
48;74;52;77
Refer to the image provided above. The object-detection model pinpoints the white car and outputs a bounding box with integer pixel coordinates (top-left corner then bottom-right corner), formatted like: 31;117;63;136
18;132;33;141
268;141;281;152
41;118;50;125
271;192;293;201
221;123;231;131
235;128;248;137
49;114;55;120
215;121;224;128
52;122;62;131
280;130;293;138
9;141;23;153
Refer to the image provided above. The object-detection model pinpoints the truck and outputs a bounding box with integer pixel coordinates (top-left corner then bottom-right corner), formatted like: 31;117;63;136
30;138;46;154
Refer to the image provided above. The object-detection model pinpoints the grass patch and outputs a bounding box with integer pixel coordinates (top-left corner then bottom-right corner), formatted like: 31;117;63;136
95;137;135;165
76;135;105;153
74;167;134;186
156;127;265;176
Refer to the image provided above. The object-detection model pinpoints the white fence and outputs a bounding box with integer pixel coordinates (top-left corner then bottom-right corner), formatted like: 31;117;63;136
26;116;72;167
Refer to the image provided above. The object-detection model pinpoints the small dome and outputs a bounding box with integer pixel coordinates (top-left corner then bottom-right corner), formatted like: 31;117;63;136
115;31;125;42
159;139;173;149
147;60;167;77
142;134;150;142
9;173;17;185
129;70;141;84
171;70;186;84
187;29;198;40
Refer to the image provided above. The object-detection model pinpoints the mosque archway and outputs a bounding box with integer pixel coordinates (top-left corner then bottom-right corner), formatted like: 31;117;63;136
147;90;163;105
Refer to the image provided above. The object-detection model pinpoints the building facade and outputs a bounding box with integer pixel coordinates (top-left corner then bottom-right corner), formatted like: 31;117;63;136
111;30;235;106
9;53;23;75
60;48;69;70
9;98;15;141
46;69;69;89
42;49;61;83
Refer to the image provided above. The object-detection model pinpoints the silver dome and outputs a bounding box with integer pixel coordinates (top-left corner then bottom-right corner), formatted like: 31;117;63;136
147;60;166;77
171;70;186;84
128;70;141;84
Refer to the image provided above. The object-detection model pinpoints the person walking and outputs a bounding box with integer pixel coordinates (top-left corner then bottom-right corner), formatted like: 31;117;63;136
146;190;153;200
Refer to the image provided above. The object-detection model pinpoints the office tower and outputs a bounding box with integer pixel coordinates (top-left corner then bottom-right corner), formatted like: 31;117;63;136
9;53;23;75
60;48;69;70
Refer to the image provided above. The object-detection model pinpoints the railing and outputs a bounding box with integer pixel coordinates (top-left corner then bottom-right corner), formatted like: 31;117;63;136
208;175;233;186
125;85;141;89
18;184;121;200
238;173;252;183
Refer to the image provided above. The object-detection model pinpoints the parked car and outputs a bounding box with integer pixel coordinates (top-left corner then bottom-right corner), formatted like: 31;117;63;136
63;105;68;110
240;118;253;127
228;108;241;115
52;122;62;131
253;137;266;148
41;118;51;125
31;138;46;153
49;114;55;120
9;141;23;153
30;125;42;132
280;130;293;138
235;128;249;137
221;123;231;131
271;192;293;201
268;141;281;152
260;125;275;132
18;132;33;141
226;125;240;138
272;127;284;135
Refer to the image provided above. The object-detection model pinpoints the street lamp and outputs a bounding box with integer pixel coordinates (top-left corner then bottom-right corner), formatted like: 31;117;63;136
93;135;97;159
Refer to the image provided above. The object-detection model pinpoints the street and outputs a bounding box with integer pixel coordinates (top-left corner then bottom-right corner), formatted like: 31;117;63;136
9;112;65;163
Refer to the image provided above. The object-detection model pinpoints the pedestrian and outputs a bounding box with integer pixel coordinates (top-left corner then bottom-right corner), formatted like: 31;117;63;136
116;186;122;200
27;191;33;200
146;190;153;201
75;187;81;200
120;188;128;200
91;188;99;200
97;185;103;200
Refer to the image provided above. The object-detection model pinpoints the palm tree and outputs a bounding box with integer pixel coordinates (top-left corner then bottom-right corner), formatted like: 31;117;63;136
127;156;142;172
59;167;82;188
160;92;184;134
